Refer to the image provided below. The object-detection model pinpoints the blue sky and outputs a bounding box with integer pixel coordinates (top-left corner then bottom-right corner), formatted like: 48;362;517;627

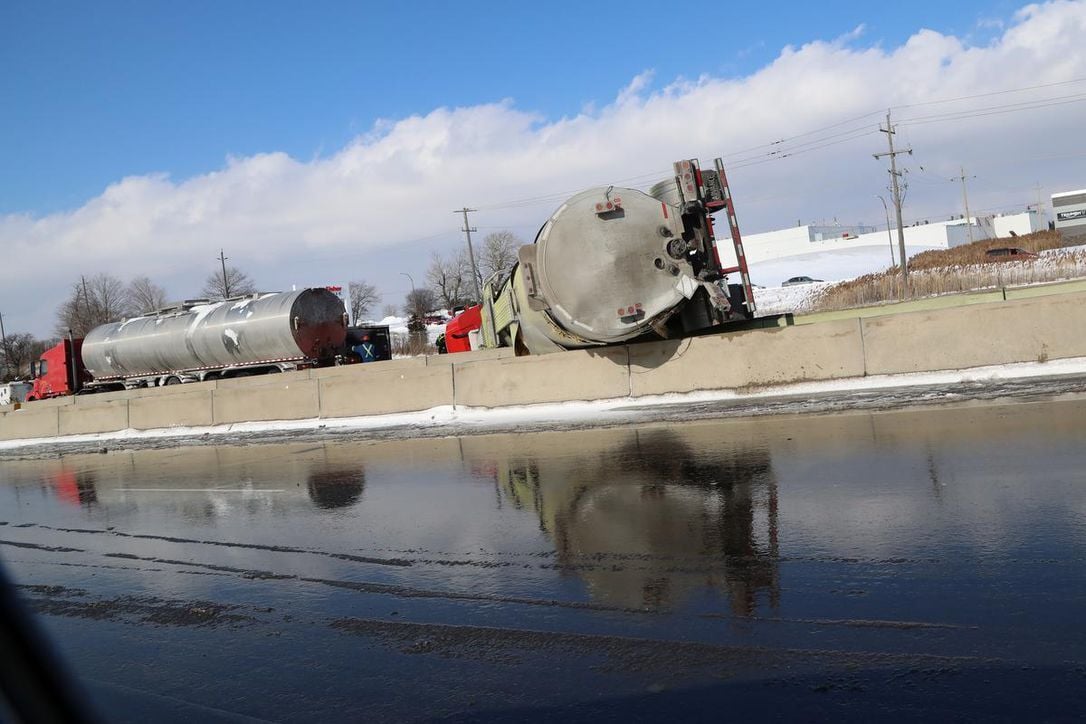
2;1;1019;214
4;0;1085;338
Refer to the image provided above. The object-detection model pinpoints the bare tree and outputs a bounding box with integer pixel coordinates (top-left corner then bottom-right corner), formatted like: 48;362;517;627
127;276;168;315
347;280;380;324
404;288;439;331
1;332;38;380
479;231;521;282
202;266;257;300
426;249;473;309
54;273;132;337
381;303;399;318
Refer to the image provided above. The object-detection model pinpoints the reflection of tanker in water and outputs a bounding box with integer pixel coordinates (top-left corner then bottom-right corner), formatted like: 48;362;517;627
491;428;779;615
31;444;366;523
306;468;365;509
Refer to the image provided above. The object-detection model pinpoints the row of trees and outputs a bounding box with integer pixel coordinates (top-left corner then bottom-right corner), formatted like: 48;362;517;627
1;265;257;381
350;230;522;327
54;266;257;339
2;233;523;380
426;231;519;310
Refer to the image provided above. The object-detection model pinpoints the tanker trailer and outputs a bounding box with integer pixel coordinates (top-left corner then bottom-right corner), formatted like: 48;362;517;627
474;158;755;355
79;288;348;387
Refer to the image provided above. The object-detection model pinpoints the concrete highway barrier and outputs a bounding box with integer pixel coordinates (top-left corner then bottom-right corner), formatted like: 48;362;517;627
3;287;1086;443
628;319;865;396
454;347;629;407
861;290;1086;375
59;398;129;437
0;406;60;440
212;374;320;424
129;387;215;430
319;364;453;418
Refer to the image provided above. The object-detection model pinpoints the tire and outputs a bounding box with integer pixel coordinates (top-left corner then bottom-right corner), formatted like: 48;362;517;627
164;376;182;386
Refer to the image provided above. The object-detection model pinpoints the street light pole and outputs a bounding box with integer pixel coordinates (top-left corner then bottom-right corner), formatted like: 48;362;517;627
400;272;419;328
875;195;895;268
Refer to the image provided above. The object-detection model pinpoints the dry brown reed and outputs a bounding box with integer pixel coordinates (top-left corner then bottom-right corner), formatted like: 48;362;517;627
814;231;1086;311
392;332;436;357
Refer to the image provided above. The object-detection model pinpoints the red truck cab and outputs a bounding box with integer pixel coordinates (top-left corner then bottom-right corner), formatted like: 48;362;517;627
444;305;482;353
27;338;88;401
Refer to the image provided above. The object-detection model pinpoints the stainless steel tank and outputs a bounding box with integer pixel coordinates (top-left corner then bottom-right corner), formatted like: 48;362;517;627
514;186;702;350
81;289;347;380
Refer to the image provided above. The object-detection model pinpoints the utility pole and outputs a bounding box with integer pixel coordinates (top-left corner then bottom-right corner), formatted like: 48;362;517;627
1032;182;1046;227
0;311;8;380
873;110;912;298
218;249;231;298
454;208;483;302
955;167;975;244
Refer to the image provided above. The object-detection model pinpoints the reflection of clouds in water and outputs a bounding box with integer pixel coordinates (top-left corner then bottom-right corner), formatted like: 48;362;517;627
762;404;1086;559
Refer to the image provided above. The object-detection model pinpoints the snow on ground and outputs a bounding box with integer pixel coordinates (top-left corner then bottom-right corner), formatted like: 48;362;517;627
4;356;1085;452
745;243;941;314
1041;243;1086;257
751;282;831;315
367;314;446;345
746;244;938;288
748;242;1086;315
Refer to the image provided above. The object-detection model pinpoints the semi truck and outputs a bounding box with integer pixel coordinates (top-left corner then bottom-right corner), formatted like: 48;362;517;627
451;157;757;355
25;288;388;402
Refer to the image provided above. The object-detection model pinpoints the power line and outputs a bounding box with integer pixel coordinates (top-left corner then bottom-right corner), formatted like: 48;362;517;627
478;78;1086;214
898;92;1086;126
893;75;1086;111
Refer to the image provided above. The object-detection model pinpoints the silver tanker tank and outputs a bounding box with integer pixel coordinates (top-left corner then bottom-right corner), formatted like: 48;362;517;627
505;183;732;354
81;288;347;381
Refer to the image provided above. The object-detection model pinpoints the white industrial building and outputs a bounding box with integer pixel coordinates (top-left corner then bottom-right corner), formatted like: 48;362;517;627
740;210;1046;265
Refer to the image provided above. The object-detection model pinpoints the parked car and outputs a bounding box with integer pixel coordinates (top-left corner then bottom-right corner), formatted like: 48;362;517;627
782;276;824;286
985;247;1037;260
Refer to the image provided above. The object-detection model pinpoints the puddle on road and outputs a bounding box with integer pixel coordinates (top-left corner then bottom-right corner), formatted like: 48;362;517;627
3;397;1086;720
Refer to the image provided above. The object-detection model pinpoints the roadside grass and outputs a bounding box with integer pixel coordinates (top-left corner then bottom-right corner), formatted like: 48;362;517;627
813;231;1086;310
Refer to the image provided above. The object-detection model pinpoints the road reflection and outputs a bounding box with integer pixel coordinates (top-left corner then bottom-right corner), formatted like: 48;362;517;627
306;468;366;509
32;445;368;524
472;427;780;614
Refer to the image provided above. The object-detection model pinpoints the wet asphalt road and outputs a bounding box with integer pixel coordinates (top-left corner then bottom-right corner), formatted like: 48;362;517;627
2;393;1086;721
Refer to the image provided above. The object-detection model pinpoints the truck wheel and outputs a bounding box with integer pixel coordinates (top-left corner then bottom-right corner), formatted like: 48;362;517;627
165;376;182;385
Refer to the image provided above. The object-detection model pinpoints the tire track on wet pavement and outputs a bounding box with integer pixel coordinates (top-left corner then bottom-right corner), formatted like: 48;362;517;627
14;582;1005;681
3;537;981;634
3;522;412;567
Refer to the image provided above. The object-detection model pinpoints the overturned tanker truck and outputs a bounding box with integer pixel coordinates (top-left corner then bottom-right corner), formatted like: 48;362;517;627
26;288;355;401
455;158;758;355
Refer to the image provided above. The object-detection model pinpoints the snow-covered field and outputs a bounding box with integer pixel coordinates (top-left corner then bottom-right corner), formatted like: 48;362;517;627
749;242;1086;316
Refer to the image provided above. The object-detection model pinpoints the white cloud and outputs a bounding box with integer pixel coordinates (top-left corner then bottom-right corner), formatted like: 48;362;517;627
4;1;1086;337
